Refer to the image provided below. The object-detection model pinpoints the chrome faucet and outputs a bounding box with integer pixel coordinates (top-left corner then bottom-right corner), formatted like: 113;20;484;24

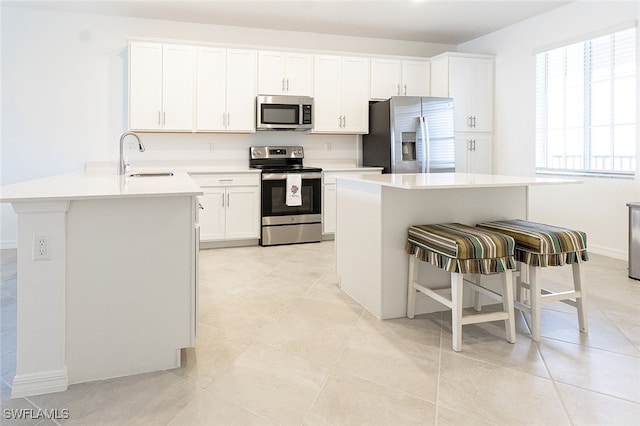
118;131;145;175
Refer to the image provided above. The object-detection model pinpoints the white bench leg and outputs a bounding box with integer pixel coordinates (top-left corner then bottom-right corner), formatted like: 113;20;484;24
407;255;417;319
502;271;516;344
529;265;542;341
472;275;483;312
451;272;464;352
573;262;588;333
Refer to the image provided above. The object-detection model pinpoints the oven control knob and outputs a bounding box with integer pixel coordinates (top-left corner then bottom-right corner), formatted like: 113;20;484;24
252;149;262;157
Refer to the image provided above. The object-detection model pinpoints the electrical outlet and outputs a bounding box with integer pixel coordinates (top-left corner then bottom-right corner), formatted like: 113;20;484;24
208;143;215;152
32;235;49;260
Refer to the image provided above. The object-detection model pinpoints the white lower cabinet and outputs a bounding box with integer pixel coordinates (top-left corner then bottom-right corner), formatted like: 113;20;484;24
322;169;382;235
455;133;493;174
192;174;260;242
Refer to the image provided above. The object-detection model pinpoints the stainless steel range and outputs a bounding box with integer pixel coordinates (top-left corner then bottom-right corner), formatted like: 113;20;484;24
250;146;322;246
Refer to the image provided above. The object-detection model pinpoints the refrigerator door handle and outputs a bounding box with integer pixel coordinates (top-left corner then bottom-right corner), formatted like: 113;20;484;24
419;116;431;173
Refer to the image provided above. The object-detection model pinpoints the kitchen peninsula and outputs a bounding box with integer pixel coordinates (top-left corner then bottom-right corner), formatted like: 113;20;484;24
0;171;202;397
335;172;581;319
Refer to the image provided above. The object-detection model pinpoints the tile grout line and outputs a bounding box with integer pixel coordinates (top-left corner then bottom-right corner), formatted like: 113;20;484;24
533;335;576;426
300;307;366;425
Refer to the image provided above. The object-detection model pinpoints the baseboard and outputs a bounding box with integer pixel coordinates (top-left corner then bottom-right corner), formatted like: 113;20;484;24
0;240;17;250
588;244;627;261
199;239;259;249
11;368;68;398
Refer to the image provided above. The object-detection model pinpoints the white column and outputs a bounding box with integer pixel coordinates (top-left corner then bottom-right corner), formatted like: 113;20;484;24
11;200;70;398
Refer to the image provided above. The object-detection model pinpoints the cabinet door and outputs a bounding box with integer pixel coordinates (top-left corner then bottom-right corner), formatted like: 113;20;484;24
225;186;260;239
341;56;370;133
196;47;227;131
198;188;226;241
450;57;474;131
162;44;195;131
285;53;313;96
322;183;337;234
468;134;493;174
449;57;494;132
402;60;430;97
470;59;493;132
455;133;492;174
258;50;286;95
313;55;343;132
225;49;257;132
370;58;401;100
129;42;162;130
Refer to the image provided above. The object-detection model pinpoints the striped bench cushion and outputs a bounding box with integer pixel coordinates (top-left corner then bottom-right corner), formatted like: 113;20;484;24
477;219;588;267
406;223;516;274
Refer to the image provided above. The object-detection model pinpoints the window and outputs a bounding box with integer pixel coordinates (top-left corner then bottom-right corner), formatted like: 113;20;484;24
536;27;637;177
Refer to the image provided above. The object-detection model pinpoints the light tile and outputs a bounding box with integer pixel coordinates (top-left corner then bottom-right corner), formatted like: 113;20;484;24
556;382;640;426
539;309;640;357
538;338;640;403
168;388;276;426
205;344;324;426
305;370;436;426
437;351;570;425
167;323;252;389
256;309;354;368
334;330;440;402
435;406;495;426
355;311;442;350
60;371;199;425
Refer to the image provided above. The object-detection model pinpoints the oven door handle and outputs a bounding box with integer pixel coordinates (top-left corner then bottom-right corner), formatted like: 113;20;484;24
262;172;323;180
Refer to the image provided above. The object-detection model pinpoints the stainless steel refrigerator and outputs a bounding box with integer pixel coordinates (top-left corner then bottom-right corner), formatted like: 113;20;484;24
363;96;455;173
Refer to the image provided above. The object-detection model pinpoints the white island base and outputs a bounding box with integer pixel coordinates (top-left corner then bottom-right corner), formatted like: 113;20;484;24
1;172;201;397
335;173;579;320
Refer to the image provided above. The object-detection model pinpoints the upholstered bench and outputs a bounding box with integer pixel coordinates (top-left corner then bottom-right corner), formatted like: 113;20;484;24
406;223;517;352
477;219;588;341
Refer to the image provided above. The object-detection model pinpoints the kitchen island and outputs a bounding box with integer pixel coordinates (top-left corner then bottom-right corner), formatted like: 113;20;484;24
335;172;581;319
0;171;202;397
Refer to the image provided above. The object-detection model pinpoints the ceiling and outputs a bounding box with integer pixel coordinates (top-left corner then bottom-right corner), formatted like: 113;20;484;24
5;0;574;45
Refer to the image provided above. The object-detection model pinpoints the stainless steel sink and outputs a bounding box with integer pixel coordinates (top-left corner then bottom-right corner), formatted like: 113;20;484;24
128;172;174;177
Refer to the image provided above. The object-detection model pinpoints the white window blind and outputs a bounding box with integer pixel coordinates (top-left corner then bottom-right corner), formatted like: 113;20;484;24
536;27;637;177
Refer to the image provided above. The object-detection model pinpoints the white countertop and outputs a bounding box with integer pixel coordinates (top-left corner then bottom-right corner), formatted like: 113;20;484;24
0;171;203;203
335;172;582;189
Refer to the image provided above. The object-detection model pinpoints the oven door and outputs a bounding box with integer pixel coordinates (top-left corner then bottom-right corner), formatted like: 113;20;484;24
261;172;322;224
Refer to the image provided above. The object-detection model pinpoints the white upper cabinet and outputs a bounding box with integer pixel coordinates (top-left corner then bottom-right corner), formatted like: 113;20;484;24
370;58;430;99
196;47;257;132
129;42;194;131
430;53;494;132
313;55;369;134
258;51;313;96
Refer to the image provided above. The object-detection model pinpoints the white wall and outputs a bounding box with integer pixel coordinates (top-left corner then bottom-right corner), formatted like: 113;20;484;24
458;1;640;259
0;6;454;247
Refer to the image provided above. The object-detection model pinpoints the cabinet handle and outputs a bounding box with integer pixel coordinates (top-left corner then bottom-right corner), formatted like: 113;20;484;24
282;78;285;92
158;111;162;125
163;111;166;126
227;193;230;207
227;112;230;126
343;116;346;127
396;84;401;95
338;116;342;127
218;179;233;182
286;78;290;91
473;116;477;128
221;193;225;207
404;84;407;95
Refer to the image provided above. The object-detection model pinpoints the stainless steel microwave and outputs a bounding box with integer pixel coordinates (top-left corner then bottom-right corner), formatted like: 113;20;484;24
256;95;313;131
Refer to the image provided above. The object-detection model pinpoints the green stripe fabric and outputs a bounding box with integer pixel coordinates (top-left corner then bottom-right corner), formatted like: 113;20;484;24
406;223;516;274
477;219;588;267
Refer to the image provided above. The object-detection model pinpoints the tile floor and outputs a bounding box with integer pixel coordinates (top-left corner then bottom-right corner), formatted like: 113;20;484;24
1;242;639;425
